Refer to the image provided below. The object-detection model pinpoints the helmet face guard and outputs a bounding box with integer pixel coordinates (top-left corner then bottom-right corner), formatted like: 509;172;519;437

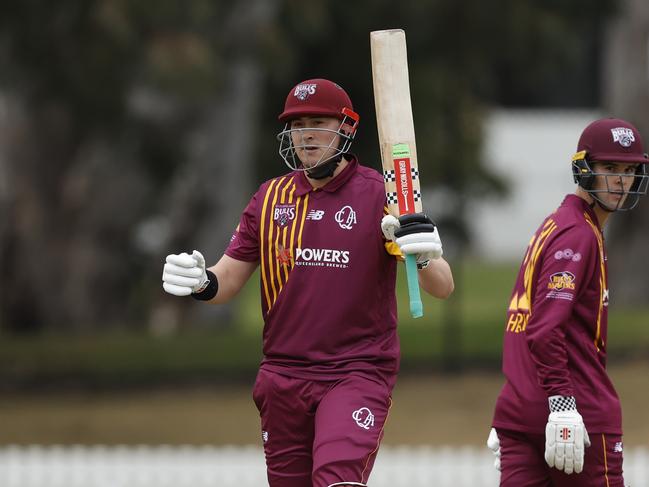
572;153;649;211
277;108;359;172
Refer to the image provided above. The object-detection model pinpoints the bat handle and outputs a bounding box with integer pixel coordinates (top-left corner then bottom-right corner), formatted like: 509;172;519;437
405;254;423;318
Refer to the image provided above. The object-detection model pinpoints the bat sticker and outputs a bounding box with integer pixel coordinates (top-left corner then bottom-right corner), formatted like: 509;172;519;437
392;143;415;214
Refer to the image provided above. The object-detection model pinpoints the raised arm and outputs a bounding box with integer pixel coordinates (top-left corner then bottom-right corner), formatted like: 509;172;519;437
381;212;454;299
417;256;454;299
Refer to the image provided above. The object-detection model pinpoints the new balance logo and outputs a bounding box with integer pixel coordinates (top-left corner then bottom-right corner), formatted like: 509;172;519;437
306;209;325;220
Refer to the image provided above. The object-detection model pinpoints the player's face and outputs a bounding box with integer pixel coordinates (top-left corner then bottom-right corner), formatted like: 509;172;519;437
591;161;639;208
289;116;342;168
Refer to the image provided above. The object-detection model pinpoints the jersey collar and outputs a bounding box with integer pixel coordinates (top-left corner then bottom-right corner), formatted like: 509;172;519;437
293;155;358;196
564;194;602;232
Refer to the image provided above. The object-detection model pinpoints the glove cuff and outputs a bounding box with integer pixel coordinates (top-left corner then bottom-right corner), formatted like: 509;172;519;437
548;395;577;413
191;270;219;301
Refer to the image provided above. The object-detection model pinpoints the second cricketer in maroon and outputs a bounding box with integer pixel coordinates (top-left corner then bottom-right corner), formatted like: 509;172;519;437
487;118;649;487
162;78;454;487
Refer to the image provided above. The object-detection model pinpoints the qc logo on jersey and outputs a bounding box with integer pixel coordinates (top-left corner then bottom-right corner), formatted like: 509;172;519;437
335;205;357;230
352;407;375;430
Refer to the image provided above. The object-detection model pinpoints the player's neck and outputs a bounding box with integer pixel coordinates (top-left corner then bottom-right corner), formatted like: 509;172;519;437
575;189;612;227
306;157;349;189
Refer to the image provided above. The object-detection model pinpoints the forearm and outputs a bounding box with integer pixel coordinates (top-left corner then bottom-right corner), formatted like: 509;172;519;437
205;255;257;304
418;257;454;299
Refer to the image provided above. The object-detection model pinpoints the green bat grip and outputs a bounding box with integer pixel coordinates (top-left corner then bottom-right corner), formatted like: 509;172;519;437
405;254;423;318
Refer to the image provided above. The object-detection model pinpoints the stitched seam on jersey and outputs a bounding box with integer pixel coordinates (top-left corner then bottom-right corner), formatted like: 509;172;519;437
584;212;606;351
259;179;279;310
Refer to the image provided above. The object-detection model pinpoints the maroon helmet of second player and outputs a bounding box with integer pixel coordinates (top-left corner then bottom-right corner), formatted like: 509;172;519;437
277;78;360;177
571;117;649;211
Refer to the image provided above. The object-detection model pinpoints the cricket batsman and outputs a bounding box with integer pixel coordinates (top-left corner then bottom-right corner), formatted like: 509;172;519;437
162;78;454;486
487;118;648;486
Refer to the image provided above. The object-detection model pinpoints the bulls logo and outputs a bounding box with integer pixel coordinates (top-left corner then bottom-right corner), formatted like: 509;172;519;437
273;204;296;227
611;127;635;147
293;83;317;101
335;205;357;230
352;407;375;430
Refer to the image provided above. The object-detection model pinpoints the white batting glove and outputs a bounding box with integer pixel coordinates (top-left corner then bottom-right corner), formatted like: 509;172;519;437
486;428;502;471
544;396;591;474
381;213;443;267
381;214;400;241
162;250;209;296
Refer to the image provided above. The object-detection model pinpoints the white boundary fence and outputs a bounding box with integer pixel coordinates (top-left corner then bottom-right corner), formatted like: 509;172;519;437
1;445;648;487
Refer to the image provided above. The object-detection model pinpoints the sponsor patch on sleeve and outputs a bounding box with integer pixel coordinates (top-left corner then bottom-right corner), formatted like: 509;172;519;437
546;271;576;300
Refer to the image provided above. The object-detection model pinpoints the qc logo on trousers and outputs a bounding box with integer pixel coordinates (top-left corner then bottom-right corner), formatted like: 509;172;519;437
352;407;375;430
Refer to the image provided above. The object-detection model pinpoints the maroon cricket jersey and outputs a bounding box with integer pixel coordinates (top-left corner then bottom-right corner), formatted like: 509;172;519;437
225;157;400;388
493;194;621;435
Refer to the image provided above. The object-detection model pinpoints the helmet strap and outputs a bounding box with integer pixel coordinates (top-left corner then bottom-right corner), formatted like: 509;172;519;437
306;155;342;179
594;198;616;213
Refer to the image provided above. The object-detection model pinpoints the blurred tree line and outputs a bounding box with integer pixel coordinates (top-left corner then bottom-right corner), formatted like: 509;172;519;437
2;0;643;335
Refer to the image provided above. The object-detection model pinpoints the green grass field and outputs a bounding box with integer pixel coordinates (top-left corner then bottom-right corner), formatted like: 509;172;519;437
0;260;647;387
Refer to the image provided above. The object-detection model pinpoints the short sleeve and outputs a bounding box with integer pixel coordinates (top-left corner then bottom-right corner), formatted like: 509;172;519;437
225;191;260;262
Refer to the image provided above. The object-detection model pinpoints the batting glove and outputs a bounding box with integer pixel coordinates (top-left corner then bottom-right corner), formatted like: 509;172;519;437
381;213;443;268
544;395;591;474
162;250;210;296
486;428;502;471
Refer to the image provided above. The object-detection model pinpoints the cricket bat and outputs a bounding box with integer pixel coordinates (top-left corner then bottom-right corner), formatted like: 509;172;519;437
370;29;424;318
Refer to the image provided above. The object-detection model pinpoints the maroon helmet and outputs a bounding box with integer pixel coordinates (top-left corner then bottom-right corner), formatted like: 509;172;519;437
278;78;356;122
572;118;649;211
577;118;648;164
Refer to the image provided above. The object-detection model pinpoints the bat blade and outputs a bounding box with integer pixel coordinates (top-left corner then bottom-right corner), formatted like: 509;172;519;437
371;28;423;318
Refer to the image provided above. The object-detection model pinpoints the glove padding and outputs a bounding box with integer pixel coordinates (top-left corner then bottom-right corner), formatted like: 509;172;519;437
486;428;501;471
381;213;443;264
162;250;209;296
544;397;591;475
